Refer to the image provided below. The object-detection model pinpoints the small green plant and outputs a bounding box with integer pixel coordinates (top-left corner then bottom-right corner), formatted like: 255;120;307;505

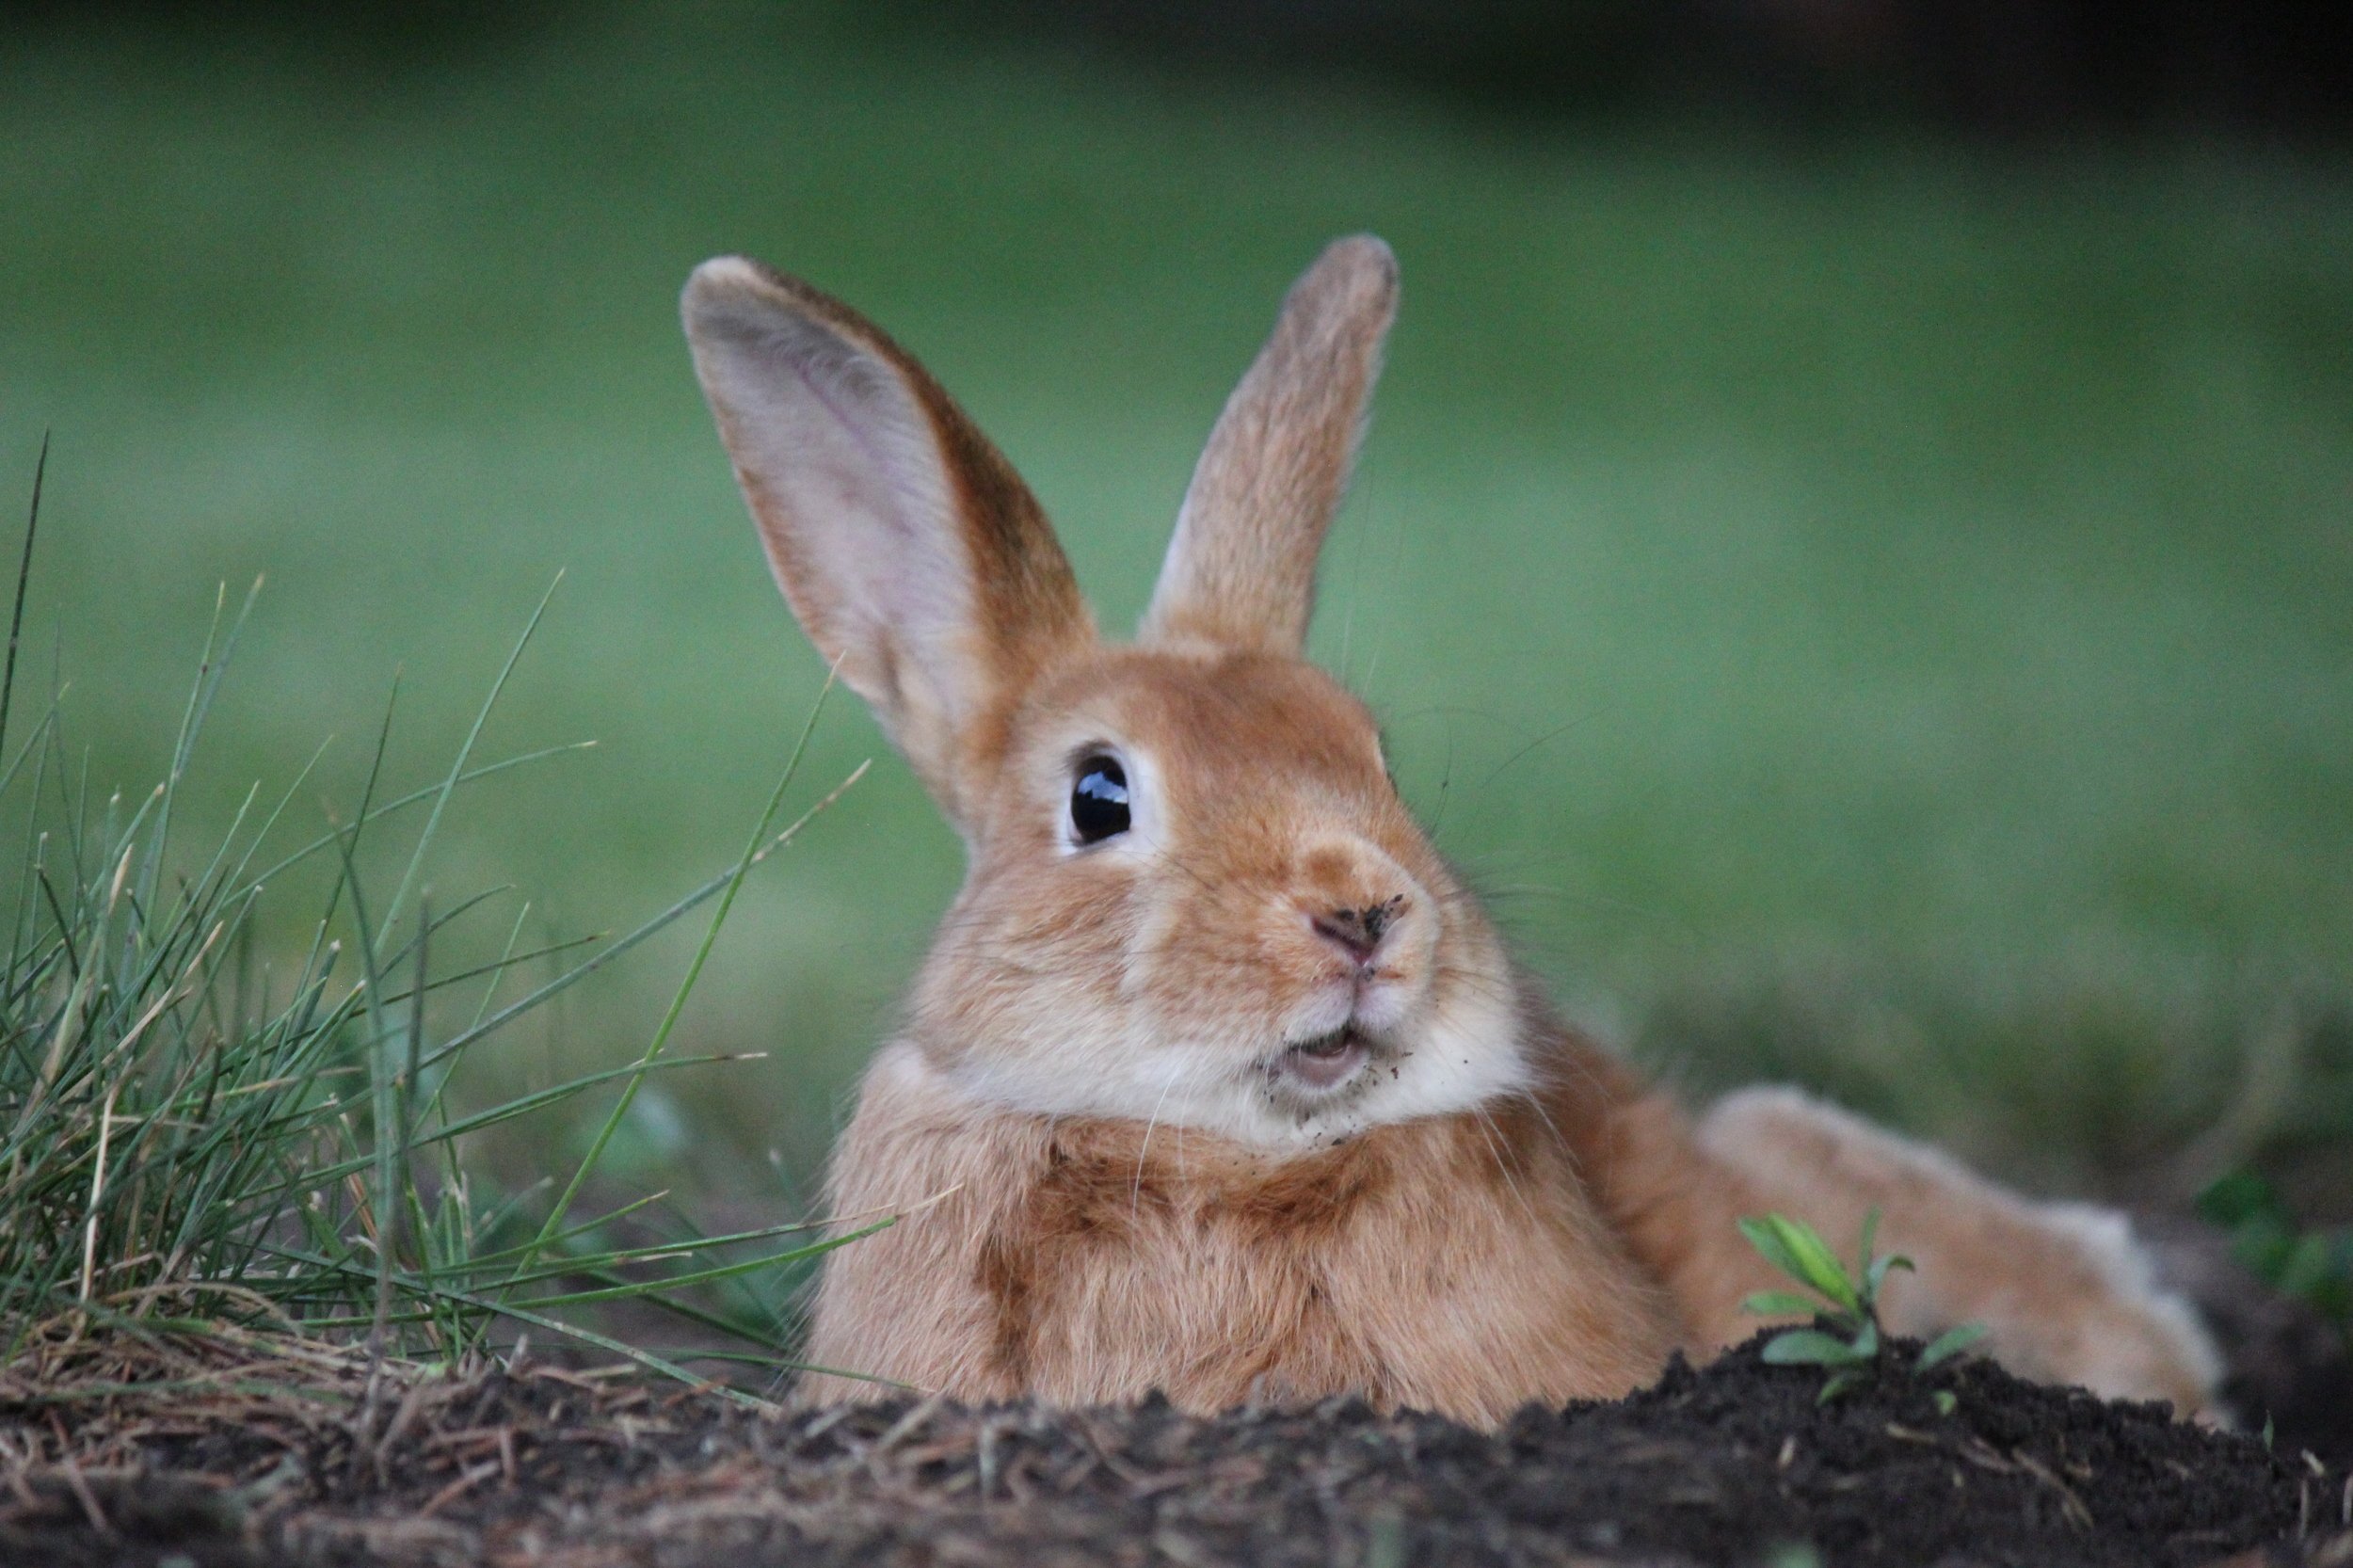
2197;1171;2352;1339
1739;1209;1988;1408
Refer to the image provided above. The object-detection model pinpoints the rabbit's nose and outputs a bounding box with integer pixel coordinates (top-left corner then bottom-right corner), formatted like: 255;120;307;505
1311;895;1406;963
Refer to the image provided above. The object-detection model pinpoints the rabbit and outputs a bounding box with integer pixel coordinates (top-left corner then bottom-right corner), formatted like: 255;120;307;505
680;235;2223;1429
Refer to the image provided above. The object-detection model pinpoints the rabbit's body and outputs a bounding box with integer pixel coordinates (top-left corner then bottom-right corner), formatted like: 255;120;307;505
798;1032;1678;1425
682;237;2223;1428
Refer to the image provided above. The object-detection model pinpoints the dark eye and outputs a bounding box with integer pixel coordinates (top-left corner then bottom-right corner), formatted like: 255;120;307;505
1069;755;1130;844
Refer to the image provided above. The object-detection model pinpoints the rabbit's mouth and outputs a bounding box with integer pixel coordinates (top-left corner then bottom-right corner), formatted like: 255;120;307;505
1276;1025;1372;1093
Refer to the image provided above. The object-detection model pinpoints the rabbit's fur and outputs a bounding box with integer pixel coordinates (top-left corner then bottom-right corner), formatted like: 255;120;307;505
682;237;2221;1427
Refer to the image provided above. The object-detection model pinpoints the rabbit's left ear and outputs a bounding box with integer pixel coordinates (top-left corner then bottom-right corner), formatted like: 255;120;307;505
1142;235;1399;657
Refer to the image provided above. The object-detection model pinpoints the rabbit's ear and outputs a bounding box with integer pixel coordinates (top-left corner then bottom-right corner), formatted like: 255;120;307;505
1143;235;1398;656
683;257;1093;818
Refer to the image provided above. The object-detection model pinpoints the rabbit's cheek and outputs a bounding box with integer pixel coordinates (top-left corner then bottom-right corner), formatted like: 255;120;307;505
1373;976;1531;1123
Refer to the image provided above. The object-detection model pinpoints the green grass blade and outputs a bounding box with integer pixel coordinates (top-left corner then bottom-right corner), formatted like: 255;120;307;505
508;667;845;1287
242;741;597;894
0;432;47;781
377;574;563;952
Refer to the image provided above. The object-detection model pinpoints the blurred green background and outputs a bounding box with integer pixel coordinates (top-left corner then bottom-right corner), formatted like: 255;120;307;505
5;1;2348;1217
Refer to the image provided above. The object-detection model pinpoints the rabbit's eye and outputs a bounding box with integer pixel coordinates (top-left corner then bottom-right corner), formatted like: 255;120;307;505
1069;755;1130;844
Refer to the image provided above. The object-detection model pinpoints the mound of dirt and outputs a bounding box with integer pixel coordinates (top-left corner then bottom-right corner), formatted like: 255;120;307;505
3;1329;2345;1568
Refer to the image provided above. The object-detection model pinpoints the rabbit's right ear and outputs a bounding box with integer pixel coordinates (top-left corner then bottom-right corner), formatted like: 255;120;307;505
682;258;1093;820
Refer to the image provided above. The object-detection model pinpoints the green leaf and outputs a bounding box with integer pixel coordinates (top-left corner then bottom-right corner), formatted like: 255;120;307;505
2196;1170;2280;1230
1737;1216;1806;1286
1929;1389;1959;1416
1865;1252;1916;1298
1762;1329;1871;1367
1740;1291;1822;1319
1916;1321;1990;1369
1817;1368;1865;1404
1740;1214;1861;1313
1779;1217;1864;1311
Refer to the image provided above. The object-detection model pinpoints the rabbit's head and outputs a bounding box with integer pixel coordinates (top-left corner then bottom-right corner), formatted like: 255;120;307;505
684;237;1524;1150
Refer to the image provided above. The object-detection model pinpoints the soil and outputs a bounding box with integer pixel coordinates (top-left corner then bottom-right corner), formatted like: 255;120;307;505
2142;1216;2353;1469
2;1327;2346;1568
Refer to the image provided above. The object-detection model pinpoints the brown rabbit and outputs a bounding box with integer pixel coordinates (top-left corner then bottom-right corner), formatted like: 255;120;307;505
681;236;2220;1428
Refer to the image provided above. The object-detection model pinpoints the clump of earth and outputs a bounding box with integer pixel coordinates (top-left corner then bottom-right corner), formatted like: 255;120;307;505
3;1318;2345;1568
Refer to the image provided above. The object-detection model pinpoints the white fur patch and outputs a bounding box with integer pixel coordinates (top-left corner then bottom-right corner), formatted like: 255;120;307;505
927;970;1529;1153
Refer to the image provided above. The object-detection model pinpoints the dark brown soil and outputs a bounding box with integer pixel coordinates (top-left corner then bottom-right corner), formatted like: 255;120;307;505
3;1329;2346;1568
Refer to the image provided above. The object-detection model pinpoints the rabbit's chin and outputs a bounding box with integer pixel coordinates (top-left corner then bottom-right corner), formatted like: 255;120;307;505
920;983;1531;1153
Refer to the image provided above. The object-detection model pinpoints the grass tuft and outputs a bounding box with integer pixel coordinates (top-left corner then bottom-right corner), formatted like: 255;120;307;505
0;460;872;1395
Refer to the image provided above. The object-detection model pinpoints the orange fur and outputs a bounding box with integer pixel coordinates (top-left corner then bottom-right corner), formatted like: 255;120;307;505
800;1042;1676;1426
682;235;2222;1430
1144;234;1397;655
